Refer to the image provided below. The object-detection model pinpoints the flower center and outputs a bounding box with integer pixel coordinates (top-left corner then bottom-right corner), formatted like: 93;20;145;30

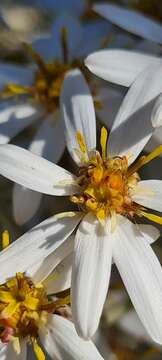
0;272;69;359
1;28;84;114
70;128;140;223
70;128;162;227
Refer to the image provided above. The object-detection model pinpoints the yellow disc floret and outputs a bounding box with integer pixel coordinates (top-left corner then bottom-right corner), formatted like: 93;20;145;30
0;273;69;359
71;127;162;226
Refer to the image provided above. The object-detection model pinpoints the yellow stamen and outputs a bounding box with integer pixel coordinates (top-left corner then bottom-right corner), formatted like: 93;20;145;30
2;84;29;98
96;208;105;225
55;211;79;219
0;291;15;303
55;294;71;307
23;296;39;310
141;211;162;225
2;230;10;249
128;145;162;176
22;42;47;75
33;339;45;360
76;131;87;155
100;127;108;160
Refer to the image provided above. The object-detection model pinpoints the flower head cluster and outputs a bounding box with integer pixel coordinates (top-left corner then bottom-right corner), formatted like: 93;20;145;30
1;2;162;359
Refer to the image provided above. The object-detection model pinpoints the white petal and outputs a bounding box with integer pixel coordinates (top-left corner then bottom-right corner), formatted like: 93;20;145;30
12;184;42;226
132;180;162;212
44;252;73;295
85;50;159;87
0;101;39;144
29;234;74;285
0;341;27;360
61;69;96;165
12;115;65;225
0;212;82;284
137;224;160;244
113;216;162;344
145;127;162;153
96;86;124;129
39;314;103;360
151;93;162;127
0;63;33;88
72;214;112;339
108;61;162;164
94;4;162;44
0;144;78;195
29;114;65;163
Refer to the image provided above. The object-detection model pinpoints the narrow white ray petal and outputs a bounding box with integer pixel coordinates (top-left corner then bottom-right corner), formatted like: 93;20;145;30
132;180;162;212
0;63;33;88
13;115;65;225
96;86;124;129
113;215;162;344
39;314;103;360
29;115;65;163
94;4;162;44
61;69;96;165
0;101;39;144
0;212;82;284
108;61;162;165
137;224;160;244
28;234;74;284
0;341;27;360
0;144;78;195
85;50;159;87
145;127;162;153
72;214;112;340
12;184;42;226
151;93;162;127
44;252;73;294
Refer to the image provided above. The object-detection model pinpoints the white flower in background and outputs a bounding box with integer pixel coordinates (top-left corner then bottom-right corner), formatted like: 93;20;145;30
1;65;162;342
0;10;111;226
0;249;102;360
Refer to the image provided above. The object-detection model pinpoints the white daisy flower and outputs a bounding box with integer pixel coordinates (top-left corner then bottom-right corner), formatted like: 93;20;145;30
0;257;103;360
0;65;162;343
0;10;111;226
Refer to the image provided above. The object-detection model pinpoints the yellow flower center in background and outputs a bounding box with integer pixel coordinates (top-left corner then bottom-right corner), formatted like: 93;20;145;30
1;28;85;114
0;272;70;359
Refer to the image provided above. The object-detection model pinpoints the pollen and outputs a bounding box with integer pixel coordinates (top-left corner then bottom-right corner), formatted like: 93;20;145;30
0;273;68;359
70;127;141;223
